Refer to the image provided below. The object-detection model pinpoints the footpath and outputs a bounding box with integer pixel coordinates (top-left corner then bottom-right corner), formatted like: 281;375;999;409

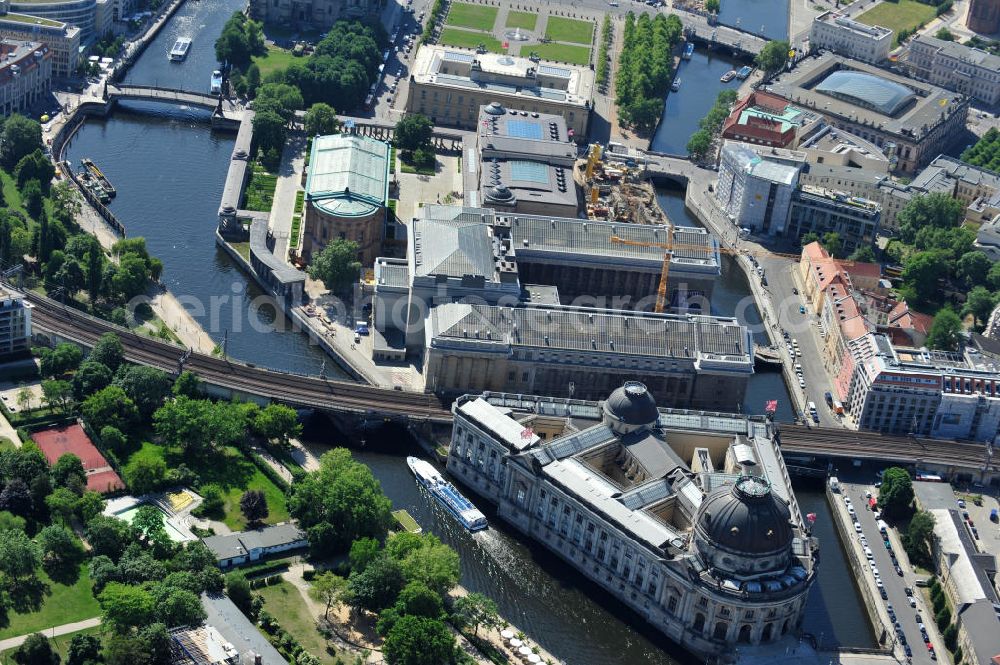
0;617;101;653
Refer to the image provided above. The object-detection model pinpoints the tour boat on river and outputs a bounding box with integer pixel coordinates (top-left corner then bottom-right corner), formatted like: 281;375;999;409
407;457;487;532
169;37;191;61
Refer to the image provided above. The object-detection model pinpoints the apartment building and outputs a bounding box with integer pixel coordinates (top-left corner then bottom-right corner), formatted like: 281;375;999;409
809;11;893;64
0;39;50;116
0;285;32;358
907;35;1000;105
0;12;79;77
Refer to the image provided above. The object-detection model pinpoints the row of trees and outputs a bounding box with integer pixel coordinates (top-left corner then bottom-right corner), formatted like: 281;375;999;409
686;89;738;160
961;127;1000;173
615;13;684;133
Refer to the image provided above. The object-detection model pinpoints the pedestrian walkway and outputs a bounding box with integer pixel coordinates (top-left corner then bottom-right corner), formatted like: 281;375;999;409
268;132;308;260
0;617;101;653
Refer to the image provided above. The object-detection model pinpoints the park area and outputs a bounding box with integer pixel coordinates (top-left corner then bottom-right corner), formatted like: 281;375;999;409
544;16;594;44
445;2;498;30
505;10;537;30
531;42;592;65
856;0;935;44
439;27;503;52
0;565;100;641
252;44;299;77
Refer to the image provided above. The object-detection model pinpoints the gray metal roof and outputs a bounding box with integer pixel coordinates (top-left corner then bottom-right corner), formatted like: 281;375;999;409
201;594;288;665
201;533;246;561
412;218;497;278
429;303;751;359
237;523;306;552
912;34;1000;70
306;134;390;217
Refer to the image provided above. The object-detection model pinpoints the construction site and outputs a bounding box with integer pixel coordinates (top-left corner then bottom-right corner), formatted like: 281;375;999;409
577;143;668;227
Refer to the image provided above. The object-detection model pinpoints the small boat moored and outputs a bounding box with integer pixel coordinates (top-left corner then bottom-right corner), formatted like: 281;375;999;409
671;78;681;92
720;70;737;82
682;42;694;60
407;456;487;532
736;65;753;80
81;158;115;197
169;37;191;61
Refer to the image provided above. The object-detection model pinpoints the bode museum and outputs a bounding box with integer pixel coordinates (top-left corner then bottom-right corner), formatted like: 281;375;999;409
447;382;817;658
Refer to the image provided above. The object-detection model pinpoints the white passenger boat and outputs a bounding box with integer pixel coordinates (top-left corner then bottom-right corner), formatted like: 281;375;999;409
407;456;488;532
169;37;191;61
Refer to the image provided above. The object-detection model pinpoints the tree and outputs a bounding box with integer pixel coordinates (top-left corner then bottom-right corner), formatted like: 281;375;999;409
252;109;287;156
225;570;255;616
75;491;105;523
347;554;406;613
935;27;955;40
897;192;965;244
84;515;135;559
124;455;167;495
45;487;79;524
15;149;55;195
239;490;269;526
878;467;915;521
394;114;433;153
99;425;128;455
90;333;124;372
307;239;362;294
99;582;156;631
289;448;393;555
214;12;265;69
686;129;712;160
173;371;202;398
81;385;139;433
705;0;719;11
39;343;83;378
51;454;85;492
66;633;100;665
395;580;443;619
382;615;456;665
12;633;59;665
0;528;41;580
36;524;84;572
821;232;842;258
453;592;499;637
0;510;26;533
309;571;348;619
253;403;301;446
132;504;166;543
398;535;460;595
0;477;33;517
41;380;74;414
964;285;997;326
153;396;217;456
23;180;43;221
304;103;340;136
755;40;790;73
1;114;43;169
16;386;32;412
956;250;991;289
350;536;381;573
152;584;205;627
849;245;876;262
926;308;963;351
86;243;104;303
113;365;172;417
901;250;948;306
905;510;936;567
72;361;113;400
626;97;664;134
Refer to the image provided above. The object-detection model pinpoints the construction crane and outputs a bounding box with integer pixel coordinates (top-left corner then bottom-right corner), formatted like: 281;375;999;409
610;236;829;312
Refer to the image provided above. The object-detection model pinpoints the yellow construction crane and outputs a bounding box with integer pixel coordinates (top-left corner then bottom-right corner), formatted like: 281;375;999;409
584;143;603;181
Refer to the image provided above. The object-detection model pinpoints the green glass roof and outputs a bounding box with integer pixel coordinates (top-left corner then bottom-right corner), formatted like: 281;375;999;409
305;134;390;218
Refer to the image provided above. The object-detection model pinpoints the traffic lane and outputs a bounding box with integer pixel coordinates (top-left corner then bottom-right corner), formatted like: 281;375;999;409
847;485;937;664
758;256;839;427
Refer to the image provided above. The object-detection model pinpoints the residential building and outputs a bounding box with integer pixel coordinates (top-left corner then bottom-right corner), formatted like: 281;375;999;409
909;155;1000;224
809;11;893;64
93;0;109;38
716;142;799;236
247;0;377;30
0;12;80;77
424;303;753;410
112;0;133;21
201;523;307;568
301;133;390;267
766;53;969;173
0;285;31;358
7;0;99;40
720;91;823;149
975;195;1000;260
447;383;816;660
787;185;881;253
907;35;1000;105
474;102;580;217
967;0;1000;34
408;45;594;137
0;39;51;116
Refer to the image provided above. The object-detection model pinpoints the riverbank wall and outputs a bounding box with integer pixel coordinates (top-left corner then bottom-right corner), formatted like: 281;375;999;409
112;0;189;83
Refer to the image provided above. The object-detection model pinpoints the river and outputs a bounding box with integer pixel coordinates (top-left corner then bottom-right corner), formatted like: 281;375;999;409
63;3;870;661
716;0;790;41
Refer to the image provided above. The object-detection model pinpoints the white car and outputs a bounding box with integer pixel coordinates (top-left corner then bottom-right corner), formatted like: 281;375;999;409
860;536;868;547
798;378;806;389
909;597;917;608
854;522;862;533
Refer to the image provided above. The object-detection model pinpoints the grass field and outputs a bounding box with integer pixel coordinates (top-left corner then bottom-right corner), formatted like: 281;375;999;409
856;0;934;44
439;27;503;53
530;42;592;66
544;16;593;44
445;2;498;30
505;10;537;30
245;163;279;213
0;565;100;640
253;44;300;77
258;581;337;664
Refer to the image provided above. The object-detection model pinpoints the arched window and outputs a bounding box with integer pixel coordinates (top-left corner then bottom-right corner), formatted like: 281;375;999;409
781;619;790;635
692;612;706;634
713;621;728;641
738;624;752;643
762;623;774;641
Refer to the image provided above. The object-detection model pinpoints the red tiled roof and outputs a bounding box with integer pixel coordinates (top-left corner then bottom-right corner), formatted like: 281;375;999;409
840;261;881;281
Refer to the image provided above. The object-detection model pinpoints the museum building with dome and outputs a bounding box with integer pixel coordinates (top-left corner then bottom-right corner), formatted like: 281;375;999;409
447;382;817;659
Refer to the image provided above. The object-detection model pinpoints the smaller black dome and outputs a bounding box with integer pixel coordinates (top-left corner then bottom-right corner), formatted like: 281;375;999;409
603;381;659;427
484;101;506;116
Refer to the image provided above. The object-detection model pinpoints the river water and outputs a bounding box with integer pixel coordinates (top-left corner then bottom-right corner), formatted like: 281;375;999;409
65;4;870;661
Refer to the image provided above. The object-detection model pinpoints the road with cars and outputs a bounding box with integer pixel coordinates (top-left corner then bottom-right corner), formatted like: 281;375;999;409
840;482;941;664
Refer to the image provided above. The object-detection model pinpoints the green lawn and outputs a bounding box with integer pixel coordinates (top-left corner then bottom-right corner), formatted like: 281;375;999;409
0;565;100;640
439;27;503;53
445;2;498;31
0;626;102;663
530;42;592;66
505;10;537;31
544;16;593;45
252;44;300;77
258;580;338;664
245;164;279;213
856;0;935;44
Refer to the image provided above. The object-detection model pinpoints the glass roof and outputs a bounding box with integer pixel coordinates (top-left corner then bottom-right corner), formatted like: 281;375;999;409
815;70;916;116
